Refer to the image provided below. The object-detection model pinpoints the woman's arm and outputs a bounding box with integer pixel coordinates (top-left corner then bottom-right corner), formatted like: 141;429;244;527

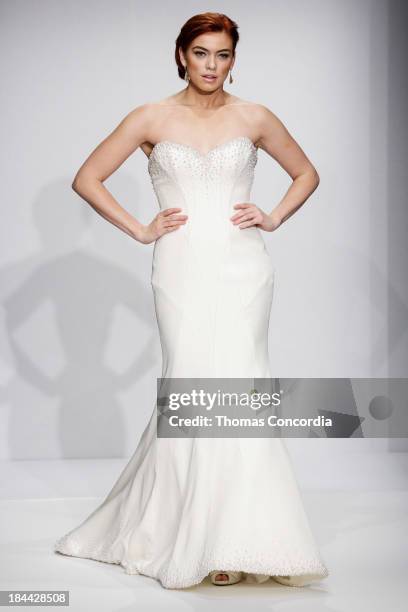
256;104;320;228
71;104;187;244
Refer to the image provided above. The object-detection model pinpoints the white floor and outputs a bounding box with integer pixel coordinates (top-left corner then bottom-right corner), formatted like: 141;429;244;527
1;450;407;611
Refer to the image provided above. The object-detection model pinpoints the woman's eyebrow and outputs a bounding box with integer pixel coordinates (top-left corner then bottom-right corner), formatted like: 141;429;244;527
192;45;231;52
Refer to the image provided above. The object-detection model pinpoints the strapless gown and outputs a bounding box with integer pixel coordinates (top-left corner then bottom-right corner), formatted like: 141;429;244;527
53;136;329;589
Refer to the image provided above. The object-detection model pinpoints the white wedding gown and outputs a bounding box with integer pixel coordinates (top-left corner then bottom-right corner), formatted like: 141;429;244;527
54;136;329;589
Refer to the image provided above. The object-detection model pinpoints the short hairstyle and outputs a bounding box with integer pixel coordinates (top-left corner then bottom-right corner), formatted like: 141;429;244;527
175;12;239;80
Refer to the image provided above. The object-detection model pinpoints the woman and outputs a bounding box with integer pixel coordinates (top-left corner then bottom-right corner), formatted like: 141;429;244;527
54;12;329;589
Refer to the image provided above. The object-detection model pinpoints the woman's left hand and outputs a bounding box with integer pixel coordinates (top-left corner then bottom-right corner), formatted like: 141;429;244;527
230;203;281;232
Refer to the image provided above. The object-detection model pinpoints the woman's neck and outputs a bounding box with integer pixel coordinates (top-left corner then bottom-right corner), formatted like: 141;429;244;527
168;87;236;109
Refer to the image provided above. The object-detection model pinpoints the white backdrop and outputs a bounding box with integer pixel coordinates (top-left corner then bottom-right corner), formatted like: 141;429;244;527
1;0;406;460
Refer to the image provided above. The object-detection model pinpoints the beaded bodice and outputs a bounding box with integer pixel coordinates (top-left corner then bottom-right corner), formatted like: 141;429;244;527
147;136;258;220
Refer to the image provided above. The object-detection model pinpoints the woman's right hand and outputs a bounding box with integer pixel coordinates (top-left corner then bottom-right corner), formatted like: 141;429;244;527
137;208;188;244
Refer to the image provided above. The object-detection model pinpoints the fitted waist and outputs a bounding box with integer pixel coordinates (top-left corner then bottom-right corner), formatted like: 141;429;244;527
153;221;268;263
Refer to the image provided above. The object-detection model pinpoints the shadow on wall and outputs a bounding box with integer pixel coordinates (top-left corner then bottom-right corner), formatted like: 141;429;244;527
2;176;159;460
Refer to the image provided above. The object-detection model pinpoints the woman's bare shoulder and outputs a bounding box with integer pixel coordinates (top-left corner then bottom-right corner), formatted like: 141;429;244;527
228;95;257;106
235;101;286;135
229;98;274;123
230;99;276;129
235;99;273;114
244;101;283;122
124;97;273;125
120;100;177;133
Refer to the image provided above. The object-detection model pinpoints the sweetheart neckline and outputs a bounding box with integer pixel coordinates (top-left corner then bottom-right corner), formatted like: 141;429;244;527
147;135;257;162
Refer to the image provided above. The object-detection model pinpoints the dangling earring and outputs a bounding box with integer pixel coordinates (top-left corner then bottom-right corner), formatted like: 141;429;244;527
229;70;233;84
184;67;189;82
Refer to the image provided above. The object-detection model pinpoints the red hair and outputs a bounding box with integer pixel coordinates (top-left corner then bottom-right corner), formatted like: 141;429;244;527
175;12;239;80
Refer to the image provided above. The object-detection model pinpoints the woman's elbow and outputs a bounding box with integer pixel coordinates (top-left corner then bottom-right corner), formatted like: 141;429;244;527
71;173;91;193
71;174;82;192
311;167;320;189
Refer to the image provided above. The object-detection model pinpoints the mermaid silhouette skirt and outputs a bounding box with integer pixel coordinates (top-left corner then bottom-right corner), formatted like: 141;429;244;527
54;137;329;588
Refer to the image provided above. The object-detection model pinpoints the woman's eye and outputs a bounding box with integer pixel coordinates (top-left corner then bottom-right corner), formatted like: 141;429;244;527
193;51;230;58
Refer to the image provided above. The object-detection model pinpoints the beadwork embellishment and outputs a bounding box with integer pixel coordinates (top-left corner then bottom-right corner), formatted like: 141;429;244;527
148;136;257;176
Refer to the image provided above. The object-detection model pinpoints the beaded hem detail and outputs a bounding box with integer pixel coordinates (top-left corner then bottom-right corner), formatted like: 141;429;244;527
54;532;329;590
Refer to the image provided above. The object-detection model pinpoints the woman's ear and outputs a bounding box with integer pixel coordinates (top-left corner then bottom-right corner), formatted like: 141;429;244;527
179;48;186;69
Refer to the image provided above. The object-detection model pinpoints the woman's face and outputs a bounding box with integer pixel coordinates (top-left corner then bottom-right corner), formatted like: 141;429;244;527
180;31;235;89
